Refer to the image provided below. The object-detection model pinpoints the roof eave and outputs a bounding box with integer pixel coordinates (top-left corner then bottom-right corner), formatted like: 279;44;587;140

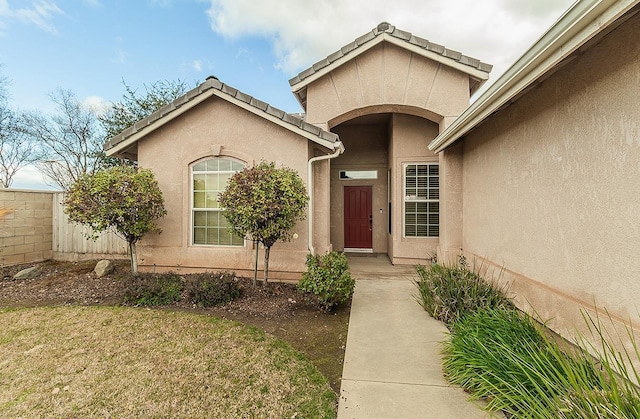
429;0;640;153
105;80;339;159
290;33;491;102
105;89;217;158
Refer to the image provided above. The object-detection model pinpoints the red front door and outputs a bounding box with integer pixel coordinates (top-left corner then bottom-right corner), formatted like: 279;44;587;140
344;186;372;249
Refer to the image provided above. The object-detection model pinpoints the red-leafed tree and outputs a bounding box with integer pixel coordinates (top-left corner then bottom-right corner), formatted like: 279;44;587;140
219;162;308;285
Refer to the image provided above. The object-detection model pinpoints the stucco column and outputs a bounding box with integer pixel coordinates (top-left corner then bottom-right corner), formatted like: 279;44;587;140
312;158;333;254
438;141;463;264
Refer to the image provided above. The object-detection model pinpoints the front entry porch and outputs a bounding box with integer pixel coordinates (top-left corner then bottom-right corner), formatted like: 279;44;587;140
328;112;441;266
347;254;415;279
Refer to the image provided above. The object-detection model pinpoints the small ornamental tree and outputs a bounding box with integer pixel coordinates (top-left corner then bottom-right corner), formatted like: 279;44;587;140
63;166;167;273
219;162;308;285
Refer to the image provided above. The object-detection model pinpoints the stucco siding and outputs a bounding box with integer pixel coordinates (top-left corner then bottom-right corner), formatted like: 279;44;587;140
305;43;471;128
389;114;439;264
404;57;440;108
330;123;389;253
136;96;313;278
461;13;640;330
382;44;412;104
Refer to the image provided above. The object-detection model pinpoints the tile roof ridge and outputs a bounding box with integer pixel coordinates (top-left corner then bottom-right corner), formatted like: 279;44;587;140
105;76;337;151
289;22;492;87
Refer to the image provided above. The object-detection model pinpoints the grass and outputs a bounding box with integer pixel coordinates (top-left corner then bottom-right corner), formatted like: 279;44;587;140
440;305;640;418
0;306;336;418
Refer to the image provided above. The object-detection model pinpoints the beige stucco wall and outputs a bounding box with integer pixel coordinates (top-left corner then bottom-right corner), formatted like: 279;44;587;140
303;40;473;264
304;42;470;132
0;189;53;265
330;122;389;253
136;96;318;279
459;12;640;341
438;142;464;264
310;143;333;256
388;114;439;264
329;115;440;263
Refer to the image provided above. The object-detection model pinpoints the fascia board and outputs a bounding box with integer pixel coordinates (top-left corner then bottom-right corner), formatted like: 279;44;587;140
290;34;489;96
106;86;336;157
105;89;217;157
218;90;338;150
429;0;638;153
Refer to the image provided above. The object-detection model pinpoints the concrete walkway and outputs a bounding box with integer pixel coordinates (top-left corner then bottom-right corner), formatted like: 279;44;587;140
337;255;494;419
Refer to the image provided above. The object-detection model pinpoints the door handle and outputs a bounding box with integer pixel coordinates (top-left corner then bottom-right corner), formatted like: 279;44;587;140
369;214;372;231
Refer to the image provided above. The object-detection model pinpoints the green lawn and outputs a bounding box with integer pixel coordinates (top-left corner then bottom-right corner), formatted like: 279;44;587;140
0;306;336;418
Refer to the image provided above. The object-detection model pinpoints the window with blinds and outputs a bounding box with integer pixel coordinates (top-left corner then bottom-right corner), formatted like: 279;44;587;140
192;158;245;246
404;163;439;237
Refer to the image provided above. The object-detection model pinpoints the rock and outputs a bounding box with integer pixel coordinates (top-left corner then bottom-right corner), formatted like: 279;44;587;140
94;260;115;277
13;266;41;280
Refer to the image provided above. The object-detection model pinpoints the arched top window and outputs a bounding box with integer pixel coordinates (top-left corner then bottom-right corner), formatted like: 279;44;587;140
191;158;245;246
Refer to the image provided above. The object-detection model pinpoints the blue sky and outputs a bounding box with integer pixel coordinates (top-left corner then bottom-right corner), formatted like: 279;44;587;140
1;0;301;113
2;0;576;189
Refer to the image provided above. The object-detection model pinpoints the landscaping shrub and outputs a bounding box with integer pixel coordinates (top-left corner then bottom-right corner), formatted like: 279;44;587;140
298;251;355;311
123;272;183;306
441;306;640;418
442;307;592;416
426;257;640;417
415;255;513;327
555;311;640;419
184;272;240;307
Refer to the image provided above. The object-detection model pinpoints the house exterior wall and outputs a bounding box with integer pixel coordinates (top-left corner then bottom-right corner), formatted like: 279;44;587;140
388;114;439;264
330;123;389;253
136;96;316;279
438;142;464;264
310;143;333;256
459;13;640;341
302;41;472;264
304;42;470;130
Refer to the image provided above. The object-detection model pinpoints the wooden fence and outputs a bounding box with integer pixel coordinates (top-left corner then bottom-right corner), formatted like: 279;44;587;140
52;193;128;261
0;189;128;266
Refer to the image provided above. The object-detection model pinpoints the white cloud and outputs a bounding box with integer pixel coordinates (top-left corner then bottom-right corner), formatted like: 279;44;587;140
10;1;63;34
0;0;63;34
192;59;203;72
112;47;127;64
9;164;58;191
82;95;110;116
205;0;576;87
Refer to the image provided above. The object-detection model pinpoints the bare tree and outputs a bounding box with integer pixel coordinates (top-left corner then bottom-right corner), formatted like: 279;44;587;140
23;88;106;189
0;106;36;188
100;79;190;139
0;68;37;188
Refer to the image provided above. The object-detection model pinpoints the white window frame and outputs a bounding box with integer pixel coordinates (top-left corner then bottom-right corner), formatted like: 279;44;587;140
403;162;439;238
190;158;245;247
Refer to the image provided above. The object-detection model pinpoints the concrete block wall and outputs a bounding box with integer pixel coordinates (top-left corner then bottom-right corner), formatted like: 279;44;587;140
0;189;54;266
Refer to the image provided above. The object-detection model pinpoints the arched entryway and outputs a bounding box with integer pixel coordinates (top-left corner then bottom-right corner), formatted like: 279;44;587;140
328;111;441;264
